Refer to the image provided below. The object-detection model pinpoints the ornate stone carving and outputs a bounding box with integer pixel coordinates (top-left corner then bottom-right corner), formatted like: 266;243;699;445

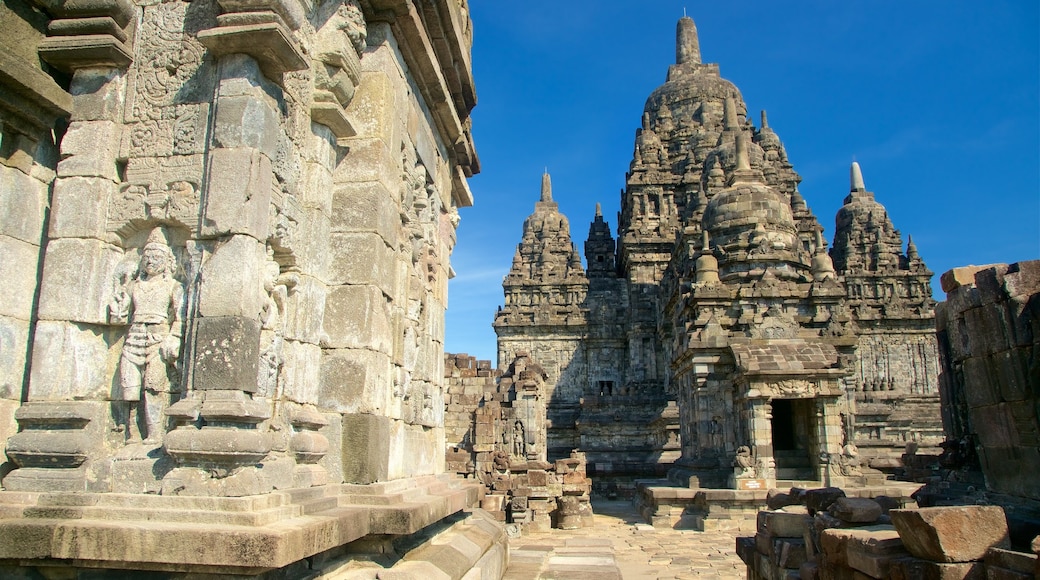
732;445;755;477
109;226;186;444
765;380;819;398
258;244;297;398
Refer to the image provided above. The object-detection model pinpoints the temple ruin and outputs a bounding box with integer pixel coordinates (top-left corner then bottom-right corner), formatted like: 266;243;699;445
0;1;1035;577
0;0;509;577
481;17;942;497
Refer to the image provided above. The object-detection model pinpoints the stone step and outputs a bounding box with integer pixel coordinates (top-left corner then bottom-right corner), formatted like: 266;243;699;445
20;503;304;527
776;468;815;480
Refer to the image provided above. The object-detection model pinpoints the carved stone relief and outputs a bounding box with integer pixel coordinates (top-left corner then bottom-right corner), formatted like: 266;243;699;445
108;226;187;444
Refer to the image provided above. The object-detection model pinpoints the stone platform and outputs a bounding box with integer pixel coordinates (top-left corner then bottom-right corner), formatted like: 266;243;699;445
0;475;505;577
635;479;924;531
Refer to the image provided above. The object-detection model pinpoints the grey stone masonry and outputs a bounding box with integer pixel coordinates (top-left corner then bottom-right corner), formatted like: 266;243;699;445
0;0;501;577
493;15;944;502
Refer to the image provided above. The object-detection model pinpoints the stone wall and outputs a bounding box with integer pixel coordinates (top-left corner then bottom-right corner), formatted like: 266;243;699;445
0;0;504;576
934;261;1040;501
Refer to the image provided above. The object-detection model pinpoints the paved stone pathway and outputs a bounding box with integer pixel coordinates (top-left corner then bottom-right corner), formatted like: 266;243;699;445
503;500;746;579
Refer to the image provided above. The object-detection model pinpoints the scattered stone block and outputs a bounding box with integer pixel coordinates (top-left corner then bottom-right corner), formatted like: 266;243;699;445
759;510;809;538
890;506;1010;563
806;487;846;515
888;557;984;580
844;527;908;578
829;497;883;524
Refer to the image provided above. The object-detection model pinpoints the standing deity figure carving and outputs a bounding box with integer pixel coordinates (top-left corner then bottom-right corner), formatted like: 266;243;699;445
109;226;185;444
258;245;296;398
512;420;526;457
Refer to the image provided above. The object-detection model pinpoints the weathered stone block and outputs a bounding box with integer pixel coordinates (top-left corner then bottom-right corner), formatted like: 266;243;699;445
320;347;391;414
288;206;331;277
889;557;984;580
890;506;1010;563
0;165;46;243
963;305;1014;358
28;320;113;401
962;356;1000;408
984;547;1038;579
299;158;333;216
323;284;393;353
977;446;1040;499
340;412;390;483
192;316;261;392
829;497;883;524
345;70;394;145
56;120;121;179
201;147;272;239
281;340;321;404
806;487;846;515
69;67;124;121
941;266;993;293
0;235;41;321
331;181;399;246
820;525;895;567
198;234;264;318
48;176;115;239
37;238;122;324
327;232;396;296
0;315;30;400
992;348;1032;402
759;510;809;538
283;274;327;345
212;94;281;158
333;136;397;191
387;420;442;479
844;527;908;578
776;538;808;570
972;404;1017;448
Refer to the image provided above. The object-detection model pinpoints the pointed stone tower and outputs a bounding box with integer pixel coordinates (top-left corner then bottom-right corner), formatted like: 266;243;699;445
494;172;589;454
830;163;941;459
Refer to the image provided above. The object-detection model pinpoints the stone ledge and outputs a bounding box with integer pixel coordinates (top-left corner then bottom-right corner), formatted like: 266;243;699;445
0;474;484;575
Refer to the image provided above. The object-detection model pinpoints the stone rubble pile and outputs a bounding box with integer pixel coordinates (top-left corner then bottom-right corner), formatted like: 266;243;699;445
444;352;594;533
739;486;1039;580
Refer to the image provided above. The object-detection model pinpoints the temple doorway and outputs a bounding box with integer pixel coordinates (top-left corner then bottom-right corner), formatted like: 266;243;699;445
771;398;816;481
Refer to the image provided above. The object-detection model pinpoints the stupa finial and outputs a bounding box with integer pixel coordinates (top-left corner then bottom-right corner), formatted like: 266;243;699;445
676;16;701;65
850;161;866;192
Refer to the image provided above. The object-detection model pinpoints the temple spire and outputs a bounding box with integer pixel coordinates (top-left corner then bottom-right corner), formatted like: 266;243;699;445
760;110;769;129
851;161;866;192
595;202;602;217
676;16;701;65
541;171;552;202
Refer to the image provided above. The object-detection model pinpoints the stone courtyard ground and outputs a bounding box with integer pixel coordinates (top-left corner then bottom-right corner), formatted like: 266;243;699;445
503;499;746;580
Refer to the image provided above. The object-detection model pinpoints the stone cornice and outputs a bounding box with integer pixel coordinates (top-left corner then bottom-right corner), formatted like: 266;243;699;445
363;0;478;178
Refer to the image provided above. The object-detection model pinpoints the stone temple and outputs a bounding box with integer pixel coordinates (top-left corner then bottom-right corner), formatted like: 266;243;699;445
1;2;1037;577
484;16;942;493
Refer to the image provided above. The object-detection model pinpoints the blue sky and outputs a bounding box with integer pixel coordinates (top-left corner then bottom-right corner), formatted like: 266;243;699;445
444;1;1040;363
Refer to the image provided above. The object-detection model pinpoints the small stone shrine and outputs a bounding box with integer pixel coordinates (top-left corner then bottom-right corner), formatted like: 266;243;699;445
444;352;594;531
0;0;508;577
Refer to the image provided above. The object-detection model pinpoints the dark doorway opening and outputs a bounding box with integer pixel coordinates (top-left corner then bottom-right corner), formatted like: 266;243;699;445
771;398;816;481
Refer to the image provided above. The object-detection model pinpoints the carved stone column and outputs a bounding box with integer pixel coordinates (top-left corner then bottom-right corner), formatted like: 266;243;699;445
3;0;134;492
161;0;306;494
746;396;776;486
160;52;279;495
